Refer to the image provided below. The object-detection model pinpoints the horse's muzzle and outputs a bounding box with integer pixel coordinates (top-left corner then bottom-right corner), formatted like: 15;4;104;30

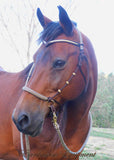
12;109;44;137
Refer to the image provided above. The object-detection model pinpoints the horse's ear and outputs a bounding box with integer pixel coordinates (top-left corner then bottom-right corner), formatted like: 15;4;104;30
58;6;73;36
37;8;52;28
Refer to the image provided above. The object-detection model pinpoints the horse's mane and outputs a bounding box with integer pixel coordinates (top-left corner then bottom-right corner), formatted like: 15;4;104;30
39;22;63;42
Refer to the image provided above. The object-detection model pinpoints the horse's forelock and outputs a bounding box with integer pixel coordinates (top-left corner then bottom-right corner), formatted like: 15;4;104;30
38;22;63;42
38;21;77;43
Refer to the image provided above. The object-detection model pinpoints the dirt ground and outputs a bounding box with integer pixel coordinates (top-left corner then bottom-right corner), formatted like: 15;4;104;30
86;136;114;157
83;128;114;159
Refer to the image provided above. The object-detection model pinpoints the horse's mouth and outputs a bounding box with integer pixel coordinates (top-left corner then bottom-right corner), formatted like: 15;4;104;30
19;121;43;137
13;115;44;137
29;121;44;137
12;108;45;137
21;120;44;137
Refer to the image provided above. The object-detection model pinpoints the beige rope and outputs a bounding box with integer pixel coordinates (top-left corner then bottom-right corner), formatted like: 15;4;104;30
20;133;27;160
20;133;30;160
25;63;35;86
52;111;92;155
25;135;30;160
20;111;92;160
23;86;48;101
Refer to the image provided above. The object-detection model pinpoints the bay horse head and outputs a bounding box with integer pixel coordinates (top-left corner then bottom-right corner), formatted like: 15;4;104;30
12;6;91;137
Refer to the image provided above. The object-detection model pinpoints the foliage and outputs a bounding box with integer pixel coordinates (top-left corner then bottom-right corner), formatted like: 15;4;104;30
91;73;114;128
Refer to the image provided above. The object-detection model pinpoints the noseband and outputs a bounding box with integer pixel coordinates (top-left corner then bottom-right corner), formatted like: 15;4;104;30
21;30;91;159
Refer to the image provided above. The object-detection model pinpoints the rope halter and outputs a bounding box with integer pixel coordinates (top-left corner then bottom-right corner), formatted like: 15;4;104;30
20;29;91;160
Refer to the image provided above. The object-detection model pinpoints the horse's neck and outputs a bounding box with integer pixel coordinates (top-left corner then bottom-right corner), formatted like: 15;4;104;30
65;99;89;133
0;65;32;115
62;77;95;150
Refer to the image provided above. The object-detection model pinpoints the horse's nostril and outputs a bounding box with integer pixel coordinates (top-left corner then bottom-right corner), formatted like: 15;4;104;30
18;114;30;130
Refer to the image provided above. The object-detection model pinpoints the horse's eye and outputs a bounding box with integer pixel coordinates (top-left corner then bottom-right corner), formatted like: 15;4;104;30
53;59;66;69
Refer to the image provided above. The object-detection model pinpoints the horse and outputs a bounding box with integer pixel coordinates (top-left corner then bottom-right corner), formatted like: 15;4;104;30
0;6;97;160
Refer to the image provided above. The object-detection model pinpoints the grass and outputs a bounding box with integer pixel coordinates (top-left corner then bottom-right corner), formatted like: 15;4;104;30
80;128;114;160
79;153;114;160
94;147;101;150
90;129;114;140
93;154;114;160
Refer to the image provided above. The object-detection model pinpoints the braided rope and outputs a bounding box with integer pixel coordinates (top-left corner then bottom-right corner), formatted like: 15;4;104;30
52;111;92;155
20;134;30;160
23;86;48;101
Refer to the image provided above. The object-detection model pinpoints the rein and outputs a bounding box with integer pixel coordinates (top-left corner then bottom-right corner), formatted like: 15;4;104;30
21;30;91;159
